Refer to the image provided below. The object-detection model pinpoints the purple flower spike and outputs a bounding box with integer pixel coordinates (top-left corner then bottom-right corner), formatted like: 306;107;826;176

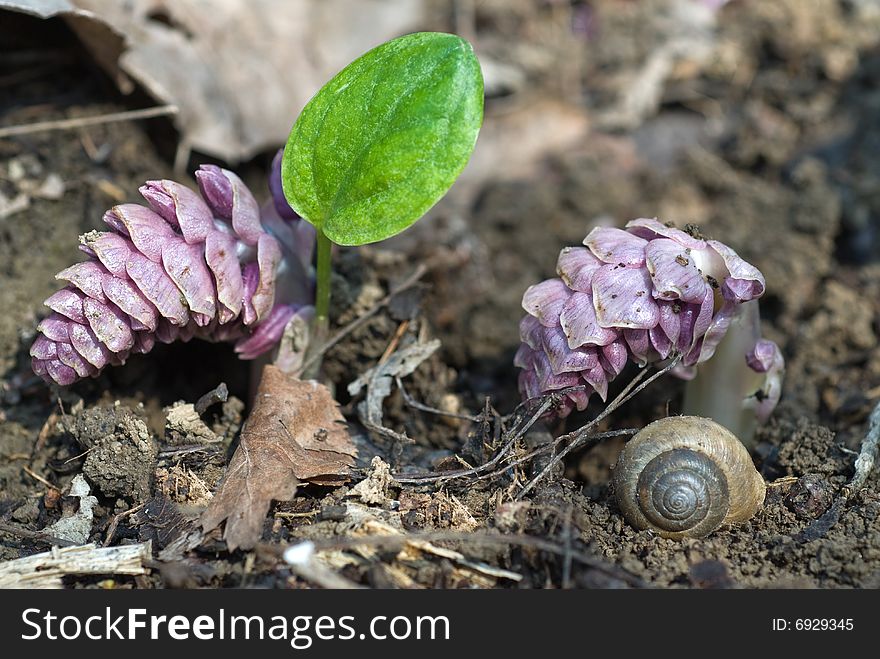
556;246;602;293
707;239;765;302
141;179;214;244
516;219;782;419
644;239;708;303
584;227;647;267
591;265;659;329
560;291;617;348
31;160;316;386
522;279;571;328
195;165;234;220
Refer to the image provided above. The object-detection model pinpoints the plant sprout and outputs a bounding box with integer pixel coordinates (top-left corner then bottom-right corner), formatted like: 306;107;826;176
280;32;484;362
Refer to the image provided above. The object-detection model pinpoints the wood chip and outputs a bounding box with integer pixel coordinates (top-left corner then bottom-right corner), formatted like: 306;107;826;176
0;542;151;589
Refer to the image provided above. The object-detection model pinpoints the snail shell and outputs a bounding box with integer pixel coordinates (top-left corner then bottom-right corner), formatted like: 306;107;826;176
612;416;765;539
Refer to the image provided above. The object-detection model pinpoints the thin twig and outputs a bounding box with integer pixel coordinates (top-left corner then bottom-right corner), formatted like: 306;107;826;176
0;105;178;138
475;428;638;482
395;355;676;491
103;503;145;547
378;320;410;365
516;356;681;500
34;409;61;453
158;444;221;458
394;385;597;484
22;465;60;492
396;376;481;423
393;392;557;484
274;510;320;520
194;382;229;415
63;447;93;464
0;521;76;548
276;542;364;589
287;561;365;589
299;264;428;376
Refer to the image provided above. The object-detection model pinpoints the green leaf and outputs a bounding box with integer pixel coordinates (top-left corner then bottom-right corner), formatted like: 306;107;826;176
281;32;484;246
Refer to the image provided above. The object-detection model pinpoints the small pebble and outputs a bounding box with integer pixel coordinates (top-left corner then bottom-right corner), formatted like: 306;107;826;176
784;473;834;520
35;173;65;200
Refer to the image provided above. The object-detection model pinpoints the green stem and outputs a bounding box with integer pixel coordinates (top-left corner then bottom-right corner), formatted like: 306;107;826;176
303;230;333;379
315;229;333;334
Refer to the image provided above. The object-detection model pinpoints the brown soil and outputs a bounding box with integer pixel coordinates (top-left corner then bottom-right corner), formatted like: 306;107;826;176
1;3;879;588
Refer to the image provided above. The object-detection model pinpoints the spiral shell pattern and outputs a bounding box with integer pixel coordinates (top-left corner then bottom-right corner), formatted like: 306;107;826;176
612;416;765;539
637;448;729;536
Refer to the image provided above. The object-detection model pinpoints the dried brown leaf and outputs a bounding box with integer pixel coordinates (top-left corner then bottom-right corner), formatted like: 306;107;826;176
201;366;355;550
4;0;427;162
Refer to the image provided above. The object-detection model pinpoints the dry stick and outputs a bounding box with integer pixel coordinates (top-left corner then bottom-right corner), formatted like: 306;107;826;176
22;465;59;492
274;510;320;520
796;399;880;543
278;530;647;588
103;503;145;547
847;399;880;493
396;356;675;488
63;447;93;465
298;263;428;377
0;542;151;588
475;428;638;482
194;382;229;415
272;541;365;589
378;320;410;365
505;373;651;498
394;385;602;484
34;409;60;453
0;521;76;548
395;376;481;423
393;392;559;484
0;105;178;138
157;444;221;458
515;356;681;500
